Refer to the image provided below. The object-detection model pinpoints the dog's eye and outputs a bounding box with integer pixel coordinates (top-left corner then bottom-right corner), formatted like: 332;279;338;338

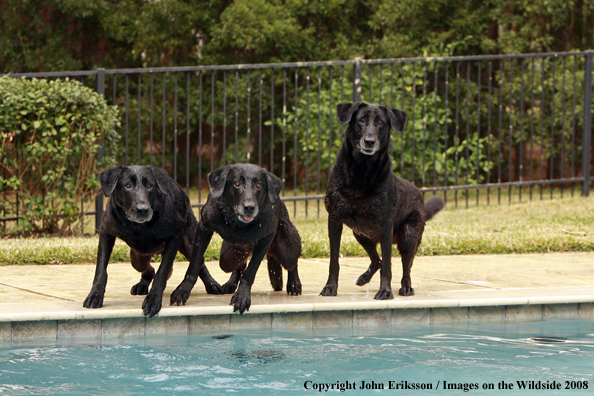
125;183;132;190
256;183;262;189
377;119;383;125
359;118;366;124
147;184;153;190
234;181;241;187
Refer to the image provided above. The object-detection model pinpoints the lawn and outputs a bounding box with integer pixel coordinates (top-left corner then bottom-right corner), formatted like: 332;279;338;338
1;194;593;265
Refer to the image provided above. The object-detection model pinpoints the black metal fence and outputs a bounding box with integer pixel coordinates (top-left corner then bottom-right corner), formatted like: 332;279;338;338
2;51;593;231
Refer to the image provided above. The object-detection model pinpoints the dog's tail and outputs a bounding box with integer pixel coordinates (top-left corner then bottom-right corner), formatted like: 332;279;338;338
424;196;445;221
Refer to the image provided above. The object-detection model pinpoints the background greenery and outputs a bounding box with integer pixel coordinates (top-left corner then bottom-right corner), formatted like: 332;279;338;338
2;0;593;73
3;2;591;189
1;0;593;238
97;53;589;201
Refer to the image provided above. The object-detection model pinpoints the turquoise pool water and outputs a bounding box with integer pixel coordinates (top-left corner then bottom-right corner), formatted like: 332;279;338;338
0;320;592;395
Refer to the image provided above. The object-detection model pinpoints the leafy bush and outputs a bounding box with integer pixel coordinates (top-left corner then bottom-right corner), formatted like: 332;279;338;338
0;76;120;235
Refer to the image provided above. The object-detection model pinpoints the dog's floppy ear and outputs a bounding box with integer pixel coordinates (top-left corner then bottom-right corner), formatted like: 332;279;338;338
336;102;363;124
208;166;230;199
265;171;282;204
385;106;407;133
100;166;124;197
148;166;169;196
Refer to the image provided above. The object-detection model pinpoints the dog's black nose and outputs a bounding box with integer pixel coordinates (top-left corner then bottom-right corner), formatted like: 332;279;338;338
243;204;256;216
364;138;376;148
137;203;150;217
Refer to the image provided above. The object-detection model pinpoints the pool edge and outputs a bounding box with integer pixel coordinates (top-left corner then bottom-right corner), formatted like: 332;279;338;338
1;301;593;341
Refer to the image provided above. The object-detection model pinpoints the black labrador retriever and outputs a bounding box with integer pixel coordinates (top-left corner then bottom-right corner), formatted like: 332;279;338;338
170;163;302;314
83;165;223;317
321;102;444;299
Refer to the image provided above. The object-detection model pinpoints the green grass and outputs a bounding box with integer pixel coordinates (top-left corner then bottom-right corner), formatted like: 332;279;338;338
1;195;593;265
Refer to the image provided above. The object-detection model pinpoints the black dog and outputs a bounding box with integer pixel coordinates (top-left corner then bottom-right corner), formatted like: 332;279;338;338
170;163;302;314
321;102;444;299
83;165;223;317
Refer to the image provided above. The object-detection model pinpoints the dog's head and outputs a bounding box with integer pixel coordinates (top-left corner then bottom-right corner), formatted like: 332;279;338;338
337;102;407;156
100;165;169;223
207;164;282;225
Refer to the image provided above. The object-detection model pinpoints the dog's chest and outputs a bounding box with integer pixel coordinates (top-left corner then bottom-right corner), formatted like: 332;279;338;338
210;217;276;247
329;186;389;216
328;187;395;240
343;213;383;240
219;227;267;246
120;234;166;255
112;220;177;255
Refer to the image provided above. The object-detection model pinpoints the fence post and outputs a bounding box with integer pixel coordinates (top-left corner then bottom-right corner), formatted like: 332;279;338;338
353;57;362;102
582;51;593;197
95;69;105;232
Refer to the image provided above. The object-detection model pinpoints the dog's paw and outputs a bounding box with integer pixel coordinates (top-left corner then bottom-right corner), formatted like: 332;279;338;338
374;289;394;300
83;290;104;309
269;275;283;292
142;292;163;318
356;271;374;286
221;281;239;294
170;284;191;306
204;280;224;295
130;281;150;296
271;281;283;292
319;283;337;296
286;280;302;296
230;292;251;315
356;261;380;286
398;287;415;297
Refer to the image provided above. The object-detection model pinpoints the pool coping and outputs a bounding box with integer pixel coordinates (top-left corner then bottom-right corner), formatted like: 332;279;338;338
2;302;593;341
2;292;594;323
2;254;593;339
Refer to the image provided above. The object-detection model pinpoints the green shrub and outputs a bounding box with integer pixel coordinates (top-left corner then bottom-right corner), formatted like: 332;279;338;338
0;76;120;235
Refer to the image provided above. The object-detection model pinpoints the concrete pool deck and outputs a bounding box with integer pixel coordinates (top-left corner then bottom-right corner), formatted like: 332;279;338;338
1;252;593;340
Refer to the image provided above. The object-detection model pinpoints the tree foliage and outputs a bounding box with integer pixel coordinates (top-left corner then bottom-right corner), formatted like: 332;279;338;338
1;0;593;73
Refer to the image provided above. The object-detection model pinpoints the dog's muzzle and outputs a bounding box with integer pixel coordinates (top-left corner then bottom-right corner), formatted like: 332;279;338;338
236;204;258;224
127;204;153;223
357;137;379;156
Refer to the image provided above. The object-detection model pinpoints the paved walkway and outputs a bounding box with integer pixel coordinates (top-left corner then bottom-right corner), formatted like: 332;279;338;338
1;253;593;321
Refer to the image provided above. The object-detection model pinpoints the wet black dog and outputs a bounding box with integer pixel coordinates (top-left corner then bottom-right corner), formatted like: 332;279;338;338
170;163;302;314
83;165;223;317
321;102;444;299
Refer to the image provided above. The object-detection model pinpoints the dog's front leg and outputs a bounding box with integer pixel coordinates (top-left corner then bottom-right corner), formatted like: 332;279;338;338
83;232;116;309
230;232;275;314
142;234;184;317
320;218;343;296
179;232;223;295
171;222;215;306
198;266;225;295
374;221;394;300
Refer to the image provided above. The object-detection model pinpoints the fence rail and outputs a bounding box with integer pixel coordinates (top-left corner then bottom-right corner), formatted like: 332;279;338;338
2;51;593;232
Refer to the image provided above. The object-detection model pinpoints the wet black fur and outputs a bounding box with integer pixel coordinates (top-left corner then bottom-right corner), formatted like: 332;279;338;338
170;164;302;314
83;165;223;318
321;102;445;299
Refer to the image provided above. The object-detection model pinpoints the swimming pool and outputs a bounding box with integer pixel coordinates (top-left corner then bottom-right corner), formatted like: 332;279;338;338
0;320;592;395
